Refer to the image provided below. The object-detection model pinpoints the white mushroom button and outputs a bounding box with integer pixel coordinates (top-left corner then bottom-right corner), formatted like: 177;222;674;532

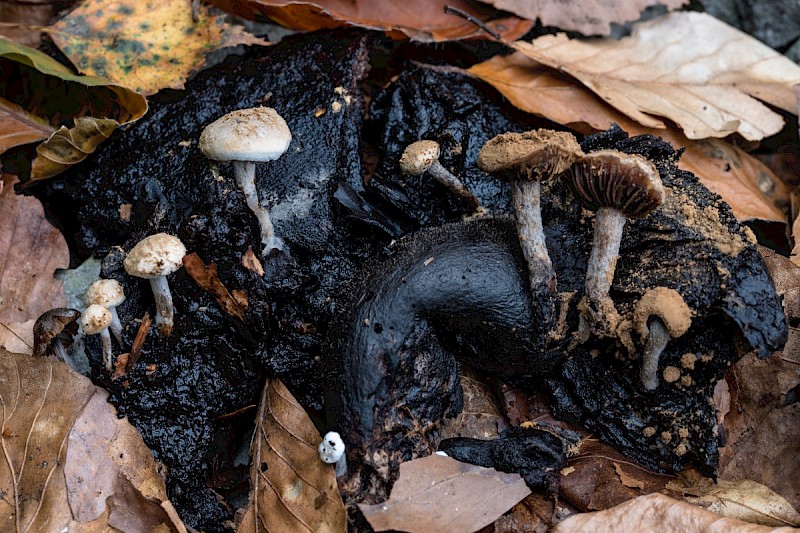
84;278;126;344
82;304;114;371
123;233;186;337
318;431;347;477
199;106;292;255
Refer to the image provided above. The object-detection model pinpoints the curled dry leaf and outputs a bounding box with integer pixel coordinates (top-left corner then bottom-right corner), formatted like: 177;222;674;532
31;117;117;180
237;378;346;532
0;349;186;531
553;493;797;533
468;52;789;223
0;175;68;352
206;0;533;42
183;253;248;321
511;12;800;141
49;0;269;95
477;0;687;36
358;454;531;533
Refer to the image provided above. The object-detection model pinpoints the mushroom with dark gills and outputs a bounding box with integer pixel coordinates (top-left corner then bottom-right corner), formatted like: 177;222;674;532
477;130;584;333
123;233;186;336
399;140;480;211
33;307;81;368
562;149;665;335
199;107;292;255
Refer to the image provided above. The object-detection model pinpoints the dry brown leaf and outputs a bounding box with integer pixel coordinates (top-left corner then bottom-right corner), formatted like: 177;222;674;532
0;348;185;531
553;493;796;533
183;253;248;321
477;0;686;35
511;12;800;141
238;378;346;532
439;368;507;441
0;318;33;354
491;492;561;533
49;0;268;95
358;454;531;533
559;438;675;512
468;52;789;223
0;1;55;47
0;96;53;154
673;478;800;528
0;174;68;324
719;249;800;511
30;116;117;180
207;0;533;42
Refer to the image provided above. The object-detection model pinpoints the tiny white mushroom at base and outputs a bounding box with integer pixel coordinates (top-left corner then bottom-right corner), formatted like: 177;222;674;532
318;431;347;477
84;278;126;344
82;304;114;371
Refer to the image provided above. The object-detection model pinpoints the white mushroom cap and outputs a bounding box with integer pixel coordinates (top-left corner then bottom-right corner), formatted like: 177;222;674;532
399;140;440;176
85;279;126;307
199;107;292;163
124;233;187;279
318;431;345;464
82;304;112;335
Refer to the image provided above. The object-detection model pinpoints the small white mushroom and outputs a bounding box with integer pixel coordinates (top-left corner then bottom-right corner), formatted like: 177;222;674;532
199;107;292;255
84;279;126;344
82;304;113;370
400;140;479;210
633;287;692;391
123;233;186;336
318;431;347;477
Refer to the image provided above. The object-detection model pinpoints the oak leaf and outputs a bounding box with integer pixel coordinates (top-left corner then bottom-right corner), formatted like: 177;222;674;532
468;52;790;223
0;348;186;531
358;454;531;533
237;378;346;532
477;0;687;36
511;12;800;141
207;0;533;42
553;493;797;533
49;0;269;95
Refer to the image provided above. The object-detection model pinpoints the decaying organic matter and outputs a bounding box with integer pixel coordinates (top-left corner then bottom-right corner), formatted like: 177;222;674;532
25;34;787;530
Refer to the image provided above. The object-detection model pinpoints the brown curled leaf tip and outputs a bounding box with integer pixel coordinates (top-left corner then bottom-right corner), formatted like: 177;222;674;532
183;253;248;321
33;307;80;357
566;149;666;218
477;129;583;180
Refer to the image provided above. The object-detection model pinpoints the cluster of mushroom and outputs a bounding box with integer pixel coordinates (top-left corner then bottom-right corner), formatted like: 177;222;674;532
466;129;691;391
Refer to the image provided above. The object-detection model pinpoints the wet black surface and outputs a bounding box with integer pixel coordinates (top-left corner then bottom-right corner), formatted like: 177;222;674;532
24;34;787;530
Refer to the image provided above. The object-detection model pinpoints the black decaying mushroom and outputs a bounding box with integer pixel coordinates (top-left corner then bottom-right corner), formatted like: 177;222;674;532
399;140;480;211
563;149;665;334
33;308;81;369
633;287;692;391
199;107;292;255
478;130;583;332
123;233;187;336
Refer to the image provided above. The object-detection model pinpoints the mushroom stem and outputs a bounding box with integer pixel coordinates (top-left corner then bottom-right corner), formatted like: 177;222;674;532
100;328;113;371
108;307;123;344
511;180;555;294
233;161;284;254
585;207;627;305
150;276;175;337
427;162;480;210
640;318;670;391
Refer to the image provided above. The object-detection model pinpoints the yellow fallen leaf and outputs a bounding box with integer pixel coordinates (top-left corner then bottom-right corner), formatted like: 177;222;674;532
468;52;790;223
30;117;117;181
512;12;800;141
477;0;687;36
49;0;269;95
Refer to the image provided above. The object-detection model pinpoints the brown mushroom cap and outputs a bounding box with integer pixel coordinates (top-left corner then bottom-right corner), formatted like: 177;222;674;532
33;308;80;357
399;140;441;176
477;130;583;181
633;287;692;340
565;149;665;218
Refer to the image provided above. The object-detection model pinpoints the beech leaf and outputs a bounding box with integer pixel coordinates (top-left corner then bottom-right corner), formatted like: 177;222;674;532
49;0;269;95
468;52;790;223
0;174;68;325
207;0;533;42
553;493;797;533
30;117;117;181
0;349;186;531
511;12;800;140
0;97;53;154
237;378;346;533
476;0;687;36
358;454;531;533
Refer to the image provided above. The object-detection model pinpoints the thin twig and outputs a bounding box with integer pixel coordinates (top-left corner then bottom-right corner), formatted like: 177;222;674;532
126;312;151;372
443;5;501;40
